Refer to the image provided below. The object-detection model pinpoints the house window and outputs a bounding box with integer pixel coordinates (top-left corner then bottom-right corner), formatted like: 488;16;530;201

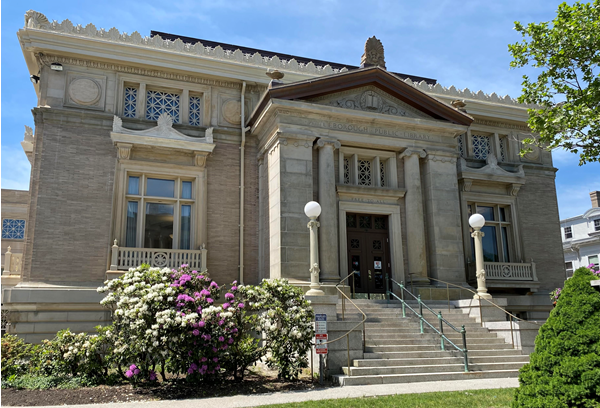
468;203;512;262
472;134;491;160
358;159;372;186
594;219;600;231
123;87;137;118
565;261;573;277
589;255;599;272
189;96;202;126
564;226;573;239
124;174;195;250
146;90;181;123
2;219;26;240
339;148;396;188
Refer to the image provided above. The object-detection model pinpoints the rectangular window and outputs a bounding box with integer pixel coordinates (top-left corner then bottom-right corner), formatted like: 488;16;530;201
125;202;138;247
499;137;507;162
380;160;386;187
123;87;137;118
189;96;202;126
128;176;140;195
2;219;26;240
589;255;599;271
180;205;192;250
358;159;372;186
594;219;600;231
564;226;573;239
340;148;396;188
565;261;573;277
146;178;175;198
472;134;491;160
144;203;174;249
457;134;466;158
468;203;512;262
146;90;180;123
181;181;192;199
343;157;351;185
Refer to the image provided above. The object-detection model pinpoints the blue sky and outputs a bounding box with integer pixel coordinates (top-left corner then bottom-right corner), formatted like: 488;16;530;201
2;0;598;218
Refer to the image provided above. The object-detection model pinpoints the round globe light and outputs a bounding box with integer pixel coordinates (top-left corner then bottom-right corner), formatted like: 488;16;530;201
304;201;322;219
469;213;485;229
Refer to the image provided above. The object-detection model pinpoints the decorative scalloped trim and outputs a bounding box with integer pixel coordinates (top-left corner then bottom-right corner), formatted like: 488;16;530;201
24;10;532;108
24;10;348;77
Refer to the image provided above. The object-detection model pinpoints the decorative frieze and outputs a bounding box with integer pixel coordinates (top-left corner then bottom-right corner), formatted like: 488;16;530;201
399;148;427;159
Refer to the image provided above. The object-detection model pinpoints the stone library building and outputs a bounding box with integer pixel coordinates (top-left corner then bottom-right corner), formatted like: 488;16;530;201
2;10;565;345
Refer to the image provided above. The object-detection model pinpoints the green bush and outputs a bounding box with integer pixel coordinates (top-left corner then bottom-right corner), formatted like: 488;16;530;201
1;334;34;378
2;374;93;390
513;266;600;407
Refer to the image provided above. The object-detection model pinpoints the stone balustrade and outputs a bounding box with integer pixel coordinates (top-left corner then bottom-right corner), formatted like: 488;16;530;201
110;241;207;272
484;261;537;281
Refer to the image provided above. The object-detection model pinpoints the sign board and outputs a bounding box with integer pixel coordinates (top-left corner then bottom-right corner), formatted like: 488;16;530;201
315;314;328;354
374;261;382;269
315;313;327;333
315;334;328;354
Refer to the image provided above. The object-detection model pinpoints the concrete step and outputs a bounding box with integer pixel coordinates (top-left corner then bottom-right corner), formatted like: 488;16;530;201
365;337;507;346
333;369;521;386
366;332;495;340
342;361;526;376
354;355;530;367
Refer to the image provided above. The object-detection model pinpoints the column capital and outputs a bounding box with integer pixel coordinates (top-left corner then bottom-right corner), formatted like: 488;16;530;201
316;138;341;149
399;148;426;159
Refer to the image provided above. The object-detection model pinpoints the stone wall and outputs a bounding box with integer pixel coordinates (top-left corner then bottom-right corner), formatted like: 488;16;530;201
1;189;30;271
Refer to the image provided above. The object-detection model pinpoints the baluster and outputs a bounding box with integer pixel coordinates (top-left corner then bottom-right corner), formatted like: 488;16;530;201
418;295;424;334
400;281;406;318
461;325;469;372
438;311;445;351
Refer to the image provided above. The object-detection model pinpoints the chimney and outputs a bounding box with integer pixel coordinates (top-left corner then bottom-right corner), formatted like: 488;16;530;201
591;191;600;208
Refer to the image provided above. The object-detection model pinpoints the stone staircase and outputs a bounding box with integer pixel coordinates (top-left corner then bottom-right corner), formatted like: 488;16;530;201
332;299;530;386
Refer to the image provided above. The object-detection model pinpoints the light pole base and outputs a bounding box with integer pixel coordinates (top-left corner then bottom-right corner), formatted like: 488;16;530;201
306;288;325;296
473;293;493;300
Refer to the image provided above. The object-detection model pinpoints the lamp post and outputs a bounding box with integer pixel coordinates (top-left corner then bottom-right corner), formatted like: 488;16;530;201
305;201;325;296
469;214;492;299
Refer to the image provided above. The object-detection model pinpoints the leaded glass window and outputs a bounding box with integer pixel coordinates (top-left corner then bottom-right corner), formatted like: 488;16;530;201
189;96;202;126
346;214;356;228
458;134;465;158
472;134;491;160
499;137;507;162
358;159;372;186
359;215;371;229
146;90;180;123
380;161;386;187
123;87;137;118
344;158;351;185
374;216;386;230
2;219;26;240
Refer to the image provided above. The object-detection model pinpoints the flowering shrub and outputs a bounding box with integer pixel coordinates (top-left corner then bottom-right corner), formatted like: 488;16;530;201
550;287;562;302
97;264;243;382
240;279;314;380
1;334;33;378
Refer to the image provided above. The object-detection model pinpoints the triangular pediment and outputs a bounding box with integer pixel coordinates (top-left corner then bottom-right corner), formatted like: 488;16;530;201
249;66;473;127
306;85;433;120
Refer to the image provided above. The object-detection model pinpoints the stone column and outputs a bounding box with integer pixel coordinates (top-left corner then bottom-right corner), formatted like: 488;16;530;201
317;138;341;282
400;149;429;284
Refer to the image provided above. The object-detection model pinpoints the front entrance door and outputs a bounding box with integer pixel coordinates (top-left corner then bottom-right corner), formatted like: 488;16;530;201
346;213;391;299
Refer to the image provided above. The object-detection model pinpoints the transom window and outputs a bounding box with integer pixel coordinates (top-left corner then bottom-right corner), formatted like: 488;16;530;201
2;219;26;240
564;226;573;239
472;134;492;160
339;147;397;188
468;203;512;262
125;175;195;250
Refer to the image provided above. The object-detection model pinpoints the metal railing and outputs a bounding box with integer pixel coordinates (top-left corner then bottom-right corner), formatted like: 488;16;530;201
387;277;469;372
424;276;543;348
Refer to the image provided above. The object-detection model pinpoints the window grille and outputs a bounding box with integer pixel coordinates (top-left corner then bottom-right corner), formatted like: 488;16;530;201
146;90;180;123
499;137;507;162
358;159;372;186
359;215;371;229
350;239;360;249
189;96;202;126
380;161;386;187
346;214;356;228
374;217;386;230
458;134;465;158
564;226;572;239
2;219;26;240
343;157;351;185
123;87;137;118
373;240;382;250
472;135;491;160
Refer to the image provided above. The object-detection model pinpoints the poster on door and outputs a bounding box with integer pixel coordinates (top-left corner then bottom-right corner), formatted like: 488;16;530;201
374;261;382;269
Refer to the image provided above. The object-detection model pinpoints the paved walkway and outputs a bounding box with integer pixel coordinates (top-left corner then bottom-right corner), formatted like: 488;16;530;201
32;377;519;408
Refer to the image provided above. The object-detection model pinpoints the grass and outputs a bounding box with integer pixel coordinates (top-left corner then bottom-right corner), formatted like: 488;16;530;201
264;388;515;408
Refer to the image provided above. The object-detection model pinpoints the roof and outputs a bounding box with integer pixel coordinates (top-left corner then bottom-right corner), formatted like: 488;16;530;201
151;31;437;85
247;66;473;127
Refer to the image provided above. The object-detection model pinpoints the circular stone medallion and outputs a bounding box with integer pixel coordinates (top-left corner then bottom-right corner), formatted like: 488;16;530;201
222;100;242;125
68;78;101;106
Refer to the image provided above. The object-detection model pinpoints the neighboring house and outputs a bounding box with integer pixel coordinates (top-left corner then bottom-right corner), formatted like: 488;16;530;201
2;10;566;342
562;191;600;277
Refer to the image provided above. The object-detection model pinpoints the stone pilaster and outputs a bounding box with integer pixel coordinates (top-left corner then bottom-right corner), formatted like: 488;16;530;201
267;133;316;281
316;138;341;282
399;149;428;284
422;151;465;284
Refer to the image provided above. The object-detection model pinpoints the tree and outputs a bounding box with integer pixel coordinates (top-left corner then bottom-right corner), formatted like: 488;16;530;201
509;1;600;165
512;266;600;407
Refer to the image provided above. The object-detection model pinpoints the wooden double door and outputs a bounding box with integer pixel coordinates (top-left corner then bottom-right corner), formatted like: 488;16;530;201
346;213;391;299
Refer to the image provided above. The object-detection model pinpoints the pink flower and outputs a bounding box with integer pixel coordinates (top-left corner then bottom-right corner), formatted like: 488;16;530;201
207;298;214;304
212;347;218;352
219;320;225;326
181;264;189;268
129;364;137;370
149;371;157;381
187;367;194;374
201;357;207;362
231;286;238;291
222;303;230;310
228;338;234;344
238;303;245;309
133;368;140;375
225;292;235;299
218;336;225;342
213;357;219;362
198;321;205;328
125;370;134;378
193;329;200;336
210;281;218;288
200;289;210;296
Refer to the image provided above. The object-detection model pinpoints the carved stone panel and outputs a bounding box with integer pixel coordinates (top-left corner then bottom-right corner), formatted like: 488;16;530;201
64;71;107;110
307;85;433;120
217;93;251;127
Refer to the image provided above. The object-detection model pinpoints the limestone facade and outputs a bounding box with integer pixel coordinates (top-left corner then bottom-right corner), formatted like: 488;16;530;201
3;10;566;341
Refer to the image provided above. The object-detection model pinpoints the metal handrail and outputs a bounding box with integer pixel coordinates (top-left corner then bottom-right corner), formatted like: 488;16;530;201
312;271;367;378
423;276;542;349
387;277;469;372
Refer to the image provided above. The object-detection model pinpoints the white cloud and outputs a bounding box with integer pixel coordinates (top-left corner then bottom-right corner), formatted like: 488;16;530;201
1;146;31;191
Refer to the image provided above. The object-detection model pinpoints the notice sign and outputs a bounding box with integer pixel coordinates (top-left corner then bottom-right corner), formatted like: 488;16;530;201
374;261;382;269
315;333;328;354
315;314;327;333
